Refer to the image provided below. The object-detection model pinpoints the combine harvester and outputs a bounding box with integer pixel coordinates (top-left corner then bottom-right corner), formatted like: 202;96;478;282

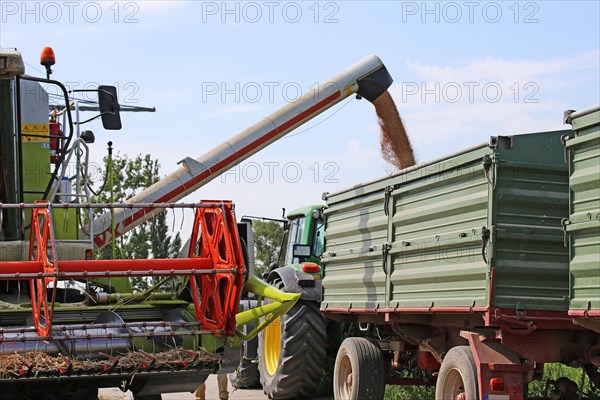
0;48;394;399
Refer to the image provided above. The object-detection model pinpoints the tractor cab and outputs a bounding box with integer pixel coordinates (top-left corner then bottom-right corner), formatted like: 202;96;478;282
272;205;325;278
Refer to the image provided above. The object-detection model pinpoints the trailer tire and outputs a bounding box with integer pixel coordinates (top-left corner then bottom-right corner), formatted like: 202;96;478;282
435;346;478;400
258;279;327;399
333;337;385;400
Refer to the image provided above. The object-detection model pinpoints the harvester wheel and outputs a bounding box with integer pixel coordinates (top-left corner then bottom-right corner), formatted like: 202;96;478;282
229;357;261;389
229;286;260;389
257;279;327;399
435;346;478;400
333;337;385;400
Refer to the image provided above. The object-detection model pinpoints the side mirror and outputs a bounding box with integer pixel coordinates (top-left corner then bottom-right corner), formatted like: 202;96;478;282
98;85;122;130
292;244;311;258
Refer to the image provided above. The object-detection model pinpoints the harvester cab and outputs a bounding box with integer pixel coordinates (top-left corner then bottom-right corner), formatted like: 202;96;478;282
0;47;121;242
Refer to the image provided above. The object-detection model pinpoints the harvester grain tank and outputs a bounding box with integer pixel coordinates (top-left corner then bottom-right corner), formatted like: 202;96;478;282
0;48;394;399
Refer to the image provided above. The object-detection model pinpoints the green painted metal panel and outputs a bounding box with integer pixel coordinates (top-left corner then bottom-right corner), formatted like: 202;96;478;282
321;188;387;309
566;108;600;313
22;141;51;239
21;143;78;240
322;130;571;314
388;148;489;309
491;131;571;311
22;141;51;203
52;208;78;240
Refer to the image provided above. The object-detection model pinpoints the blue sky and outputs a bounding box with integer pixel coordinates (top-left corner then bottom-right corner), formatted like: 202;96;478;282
1;1;599;227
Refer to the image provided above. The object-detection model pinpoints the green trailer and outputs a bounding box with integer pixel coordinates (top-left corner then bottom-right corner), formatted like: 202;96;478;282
259;126;600;400
564;106;600;333
322;130;571;315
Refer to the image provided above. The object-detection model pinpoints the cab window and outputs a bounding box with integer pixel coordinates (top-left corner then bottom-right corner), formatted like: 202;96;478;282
313;218;325;257
284;216;305;265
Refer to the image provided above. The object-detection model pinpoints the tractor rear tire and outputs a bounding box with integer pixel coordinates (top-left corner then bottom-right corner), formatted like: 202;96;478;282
333;337;385;400
435;346;478;400
258;280;327;399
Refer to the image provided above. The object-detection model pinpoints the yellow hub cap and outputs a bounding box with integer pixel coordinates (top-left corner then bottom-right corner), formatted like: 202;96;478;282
264;316;281;376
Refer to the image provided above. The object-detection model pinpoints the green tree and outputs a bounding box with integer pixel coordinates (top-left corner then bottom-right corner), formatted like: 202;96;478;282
253;220;284;276
92;153;181;289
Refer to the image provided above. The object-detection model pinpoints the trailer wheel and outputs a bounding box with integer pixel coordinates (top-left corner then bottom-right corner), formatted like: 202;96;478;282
333;337;385;400
257;279;327;399
435;346;478;400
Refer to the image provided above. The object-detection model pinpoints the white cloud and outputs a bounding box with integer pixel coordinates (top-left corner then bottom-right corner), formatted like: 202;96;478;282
386;51;600;158
345;138;377;162
406;50;600;83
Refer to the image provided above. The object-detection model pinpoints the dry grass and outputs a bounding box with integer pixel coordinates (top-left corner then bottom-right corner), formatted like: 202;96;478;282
0;348;220;379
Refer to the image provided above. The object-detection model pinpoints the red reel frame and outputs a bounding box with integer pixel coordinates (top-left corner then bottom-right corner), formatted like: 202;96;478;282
23;200;246;338
28;201;57;337
188;200;246;335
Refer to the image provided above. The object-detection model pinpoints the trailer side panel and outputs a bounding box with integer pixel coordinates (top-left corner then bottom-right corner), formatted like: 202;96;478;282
566;109;600;327
322;130;572;315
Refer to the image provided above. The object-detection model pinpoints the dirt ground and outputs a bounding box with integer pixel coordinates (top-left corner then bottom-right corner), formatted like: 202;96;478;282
99;375;268;400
